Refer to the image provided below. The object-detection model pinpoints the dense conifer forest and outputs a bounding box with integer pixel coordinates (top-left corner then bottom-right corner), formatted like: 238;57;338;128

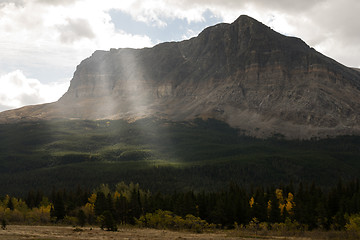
1;118;360;195
1;180;360;234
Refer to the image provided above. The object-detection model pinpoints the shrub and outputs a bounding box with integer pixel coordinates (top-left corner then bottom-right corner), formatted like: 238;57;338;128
345;214;360;232
136;210;213;232
62;216;78;225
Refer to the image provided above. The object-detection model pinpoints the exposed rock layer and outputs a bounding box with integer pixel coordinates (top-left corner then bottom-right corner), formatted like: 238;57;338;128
1;15;360;138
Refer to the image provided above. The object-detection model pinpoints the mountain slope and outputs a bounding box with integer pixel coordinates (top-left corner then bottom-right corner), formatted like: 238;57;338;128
1;118;360;195
1;15;360;138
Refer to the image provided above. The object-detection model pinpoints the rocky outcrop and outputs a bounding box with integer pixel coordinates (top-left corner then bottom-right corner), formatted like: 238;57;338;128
1;15;360;139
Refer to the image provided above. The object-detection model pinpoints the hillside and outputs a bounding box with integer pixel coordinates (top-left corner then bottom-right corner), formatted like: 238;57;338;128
1;15;360;138
1;118;360;195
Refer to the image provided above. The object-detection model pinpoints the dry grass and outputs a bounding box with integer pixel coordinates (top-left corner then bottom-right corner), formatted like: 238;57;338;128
0;225;354;240
0;225;249;240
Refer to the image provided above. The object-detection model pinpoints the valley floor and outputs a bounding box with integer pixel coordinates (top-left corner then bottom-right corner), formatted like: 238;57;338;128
0;225;315;240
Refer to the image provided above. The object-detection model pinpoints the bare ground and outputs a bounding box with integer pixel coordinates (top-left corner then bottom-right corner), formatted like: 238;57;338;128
0;225;312;240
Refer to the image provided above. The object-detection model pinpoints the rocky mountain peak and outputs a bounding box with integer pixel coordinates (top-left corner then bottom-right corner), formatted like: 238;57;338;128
233;14;273;36
1;15;360;139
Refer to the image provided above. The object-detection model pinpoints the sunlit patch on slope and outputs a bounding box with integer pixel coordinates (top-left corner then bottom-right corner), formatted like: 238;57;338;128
111;48;153;120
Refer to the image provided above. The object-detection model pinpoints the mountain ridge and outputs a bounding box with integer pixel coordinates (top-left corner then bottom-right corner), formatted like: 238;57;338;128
1;15;360;139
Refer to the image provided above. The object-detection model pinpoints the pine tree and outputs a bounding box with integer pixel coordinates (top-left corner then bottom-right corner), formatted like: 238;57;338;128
77;209;87;227
35;190;43;208
128;188;142;222
252;187;267;222
1;218;6;230
6;197;14;211
53;192;66;221
114;195;128;224
269;193;281;223
101;210;117;231
94;192;107;216
26;190;36;209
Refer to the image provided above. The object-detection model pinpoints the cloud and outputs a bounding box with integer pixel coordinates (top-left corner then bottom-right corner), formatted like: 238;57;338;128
0;70;70;112
104;0;359;67
57;18;96;43
0;0;24;6
0;0;153;82
2;0;358;73
35;0;77;6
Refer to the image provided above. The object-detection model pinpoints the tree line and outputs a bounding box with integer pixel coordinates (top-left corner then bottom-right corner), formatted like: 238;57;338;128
1;180;360;232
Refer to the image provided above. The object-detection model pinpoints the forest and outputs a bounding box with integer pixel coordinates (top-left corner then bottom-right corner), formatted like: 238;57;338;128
1;180;360;236
1;118;360;238
1;118;360;195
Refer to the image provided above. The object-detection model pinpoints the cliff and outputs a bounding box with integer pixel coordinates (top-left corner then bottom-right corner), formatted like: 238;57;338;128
1;15;360;138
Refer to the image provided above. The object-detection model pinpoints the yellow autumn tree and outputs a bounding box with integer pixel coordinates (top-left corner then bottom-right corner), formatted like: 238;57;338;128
81;193;96;224
276;189;285;215
285;192;295;215
88;193;97;205
113;191;121;199
267;200;272;215
26;205;51;223
249;197;255;208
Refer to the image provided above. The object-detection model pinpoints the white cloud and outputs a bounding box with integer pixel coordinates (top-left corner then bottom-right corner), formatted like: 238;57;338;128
1;0;358;75
56;18;96;44
0;0;153;81
104;0;360;68
0;70;70;112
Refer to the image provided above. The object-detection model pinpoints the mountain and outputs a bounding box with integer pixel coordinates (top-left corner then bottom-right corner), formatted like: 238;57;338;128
1;15;360;139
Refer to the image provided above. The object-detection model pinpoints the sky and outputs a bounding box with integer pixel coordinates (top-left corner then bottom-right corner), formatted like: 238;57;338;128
0;0;359;112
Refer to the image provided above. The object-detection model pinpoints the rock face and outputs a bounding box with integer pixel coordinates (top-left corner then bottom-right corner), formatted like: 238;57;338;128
1;15;360;138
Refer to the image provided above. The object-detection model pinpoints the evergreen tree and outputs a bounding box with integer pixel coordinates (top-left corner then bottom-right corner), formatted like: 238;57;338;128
114;195;128;224
26;190;36;209
35;190;43;208
77;209;87;227
106;193;114;213
1;218;6;230
128;188;142;223
269;193;281;223
94;192;107;216
101;210;117;231
6;197;14;211
252;187;267;222
53;192;66;221
209;195;227;225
